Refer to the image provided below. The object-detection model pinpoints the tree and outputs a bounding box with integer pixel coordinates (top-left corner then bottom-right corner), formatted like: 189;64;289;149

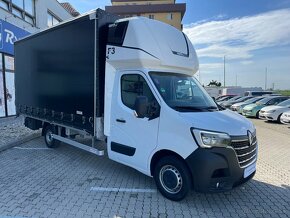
208;80;222;87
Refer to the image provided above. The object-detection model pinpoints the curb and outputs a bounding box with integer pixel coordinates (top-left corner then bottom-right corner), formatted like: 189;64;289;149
0;132;41;153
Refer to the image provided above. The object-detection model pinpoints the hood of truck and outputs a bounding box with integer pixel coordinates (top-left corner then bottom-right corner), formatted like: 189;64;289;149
178;109;255;136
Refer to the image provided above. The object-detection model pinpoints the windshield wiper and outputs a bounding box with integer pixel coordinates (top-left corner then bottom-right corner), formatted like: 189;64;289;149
172;106;205;111
204;106;218;110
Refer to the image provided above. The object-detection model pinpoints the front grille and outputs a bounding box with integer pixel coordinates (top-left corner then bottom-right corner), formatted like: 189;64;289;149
230;135;257;168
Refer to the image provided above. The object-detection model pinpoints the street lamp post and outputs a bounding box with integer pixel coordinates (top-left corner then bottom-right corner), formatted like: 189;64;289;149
223;56;226;87
265;67;268;90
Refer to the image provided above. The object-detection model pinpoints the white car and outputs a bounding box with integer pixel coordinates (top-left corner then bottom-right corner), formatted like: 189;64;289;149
280;111;290;124
259;99;290;123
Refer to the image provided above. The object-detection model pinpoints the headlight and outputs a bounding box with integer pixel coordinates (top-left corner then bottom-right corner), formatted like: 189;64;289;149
268;110;276;113
191;128;231;148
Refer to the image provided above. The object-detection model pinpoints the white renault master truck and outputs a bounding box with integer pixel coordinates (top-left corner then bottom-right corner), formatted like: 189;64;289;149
15;9;258;201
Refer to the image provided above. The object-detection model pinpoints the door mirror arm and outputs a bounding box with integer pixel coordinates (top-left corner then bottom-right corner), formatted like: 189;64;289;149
148;102;160;120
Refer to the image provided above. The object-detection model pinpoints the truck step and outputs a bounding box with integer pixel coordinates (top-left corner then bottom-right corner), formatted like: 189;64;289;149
52;134;104;156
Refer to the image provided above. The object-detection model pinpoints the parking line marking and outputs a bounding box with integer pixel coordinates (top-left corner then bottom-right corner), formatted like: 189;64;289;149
90;187;156;193
13;147;51;150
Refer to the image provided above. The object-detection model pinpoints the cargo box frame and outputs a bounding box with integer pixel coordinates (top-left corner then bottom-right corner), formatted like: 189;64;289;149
15;9;119;154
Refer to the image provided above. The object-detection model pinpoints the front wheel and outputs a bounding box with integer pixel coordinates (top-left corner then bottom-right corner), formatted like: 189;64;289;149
277;114;282;123
154;156;192;201
44;125;60;148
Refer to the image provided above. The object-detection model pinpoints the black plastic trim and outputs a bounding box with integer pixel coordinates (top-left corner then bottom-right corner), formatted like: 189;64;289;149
116;119;126;123
185;147;256;193
107;21;129;46
111;142;136;156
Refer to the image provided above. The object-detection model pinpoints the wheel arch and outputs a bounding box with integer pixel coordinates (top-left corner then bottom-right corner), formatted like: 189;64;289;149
150;150;193;183
41;122;50;136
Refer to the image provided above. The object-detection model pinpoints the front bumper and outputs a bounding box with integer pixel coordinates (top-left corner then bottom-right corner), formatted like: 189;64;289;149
242;110;255;117
185;146;257;193
259;112;276;121
281;117;290;124
237;108;243;114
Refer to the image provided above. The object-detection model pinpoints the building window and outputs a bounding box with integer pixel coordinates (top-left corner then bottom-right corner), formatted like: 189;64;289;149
47;11;61;27
0;1;9;10
149;14;154;19
167;13;173;20
0;0;35;25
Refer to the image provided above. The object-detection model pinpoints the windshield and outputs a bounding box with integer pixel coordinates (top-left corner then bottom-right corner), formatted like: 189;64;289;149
218;96;231;101
257;97;272;105
244;97;264;104
150;72;218;112
227;96;242;102
278;99;290;106
236;96;251;102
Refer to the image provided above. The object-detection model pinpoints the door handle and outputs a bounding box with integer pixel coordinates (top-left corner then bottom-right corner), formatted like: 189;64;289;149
116;119;126;123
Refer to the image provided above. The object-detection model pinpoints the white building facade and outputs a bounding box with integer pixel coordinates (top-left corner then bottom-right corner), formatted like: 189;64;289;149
0;0;75;118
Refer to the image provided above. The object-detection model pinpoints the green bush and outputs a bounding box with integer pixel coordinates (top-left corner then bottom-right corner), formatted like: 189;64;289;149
277;90;290;96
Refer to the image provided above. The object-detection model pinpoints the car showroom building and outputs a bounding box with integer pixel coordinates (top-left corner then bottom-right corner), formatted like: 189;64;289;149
0;0;78;118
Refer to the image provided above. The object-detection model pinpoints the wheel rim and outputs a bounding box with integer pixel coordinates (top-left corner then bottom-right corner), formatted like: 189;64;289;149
46;129;53;145
159;165;182;194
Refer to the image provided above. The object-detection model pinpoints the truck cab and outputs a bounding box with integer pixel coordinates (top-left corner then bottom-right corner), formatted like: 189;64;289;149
104;17;257;200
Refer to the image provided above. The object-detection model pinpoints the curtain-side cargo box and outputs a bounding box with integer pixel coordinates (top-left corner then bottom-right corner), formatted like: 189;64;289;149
15;9;118;134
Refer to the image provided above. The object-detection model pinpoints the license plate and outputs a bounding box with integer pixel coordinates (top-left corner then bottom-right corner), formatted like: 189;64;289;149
244;163;256;178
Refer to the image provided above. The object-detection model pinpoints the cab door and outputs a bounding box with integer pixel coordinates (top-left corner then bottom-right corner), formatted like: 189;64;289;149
107;71;160;175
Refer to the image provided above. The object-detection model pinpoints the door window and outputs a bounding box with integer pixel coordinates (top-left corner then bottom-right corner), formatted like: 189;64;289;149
121;74;156;110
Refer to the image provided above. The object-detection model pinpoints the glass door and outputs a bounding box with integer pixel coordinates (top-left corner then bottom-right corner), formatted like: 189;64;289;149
0;54;6;117
4;55;16;116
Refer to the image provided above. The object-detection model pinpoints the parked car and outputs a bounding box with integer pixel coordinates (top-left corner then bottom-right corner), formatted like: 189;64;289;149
219;96;242;107
223;96;253;109
216;95;237;102
215;94;236;101
259;99;290;123
231;96;265;113
242;96;289;118
280;111;290;124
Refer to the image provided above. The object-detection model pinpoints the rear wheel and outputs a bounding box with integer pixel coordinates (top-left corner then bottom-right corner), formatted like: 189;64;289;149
154;156;191;201
44;125;60;148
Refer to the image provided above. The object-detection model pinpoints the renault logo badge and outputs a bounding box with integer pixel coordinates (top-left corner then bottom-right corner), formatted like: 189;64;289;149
248;131;253;145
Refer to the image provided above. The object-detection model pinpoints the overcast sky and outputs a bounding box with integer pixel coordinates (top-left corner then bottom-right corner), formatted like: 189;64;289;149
60;0;290;90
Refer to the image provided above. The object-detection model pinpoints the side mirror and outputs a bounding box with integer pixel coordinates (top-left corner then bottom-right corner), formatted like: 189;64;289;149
134;96;148;118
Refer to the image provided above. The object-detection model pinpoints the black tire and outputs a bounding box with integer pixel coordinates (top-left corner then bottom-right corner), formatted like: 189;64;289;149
154;156;192;201
277;114;282;123
256;111;260;119
44;125;60;148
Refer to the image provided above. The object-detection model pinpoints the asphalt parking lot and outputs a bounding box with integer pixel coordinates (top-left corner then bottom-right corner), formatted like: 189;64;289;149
0;119;289;218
